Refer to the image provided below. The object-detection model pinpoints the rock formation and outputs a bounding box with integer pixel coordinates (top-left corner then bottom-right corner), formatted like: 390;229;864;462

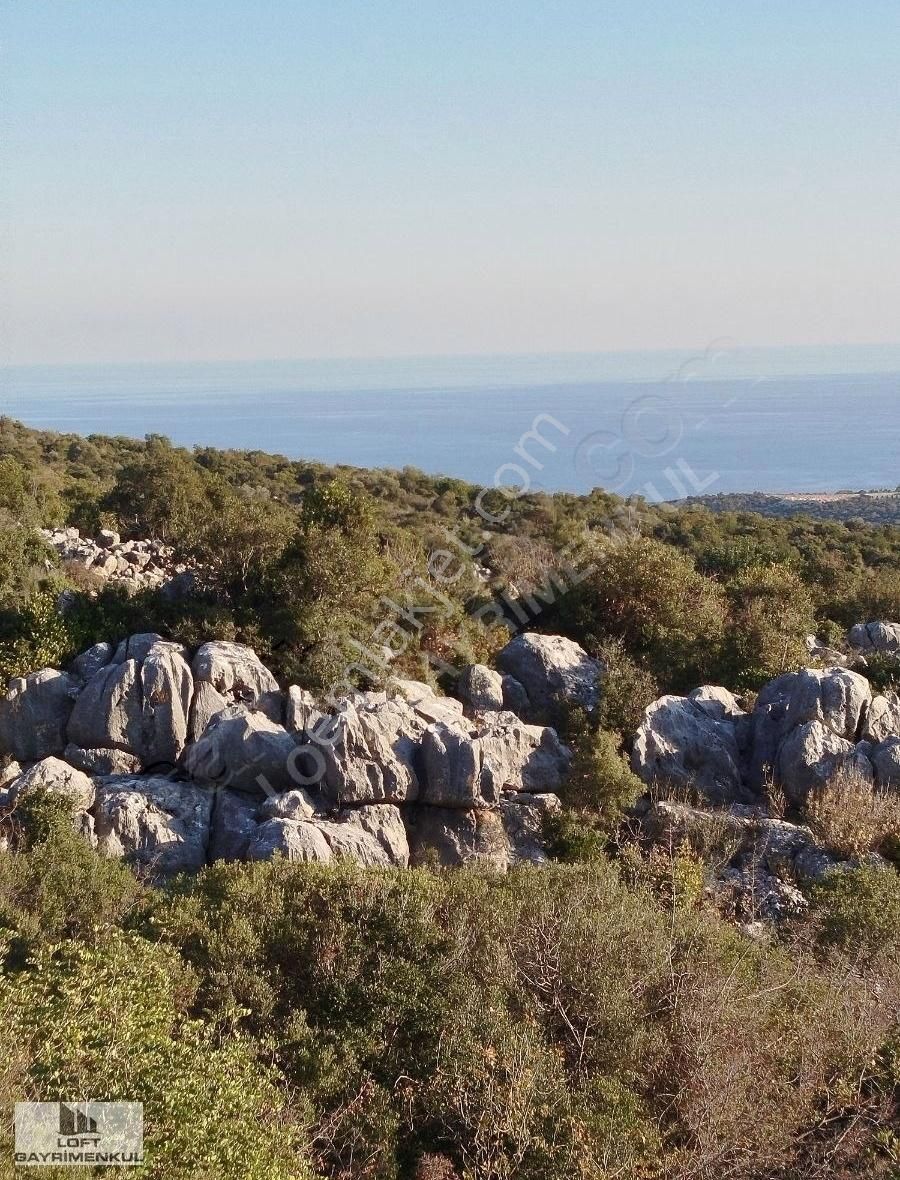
41;527;185;593
0;631;594;878
632;642;900;806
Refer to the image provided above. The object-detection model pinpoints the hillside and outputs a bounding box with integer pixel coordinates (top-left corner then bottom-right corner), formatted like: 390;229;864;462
1;417;900;1177
686;488;900;526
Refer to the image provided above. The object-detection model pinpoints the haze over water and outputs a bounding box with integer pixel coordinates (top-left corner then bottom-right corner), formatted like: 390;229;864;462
3;346;899;500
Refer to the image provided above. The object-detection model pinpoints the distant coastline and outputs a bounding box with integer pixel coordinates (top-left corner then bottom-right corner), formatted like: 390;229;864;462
3;350;899;500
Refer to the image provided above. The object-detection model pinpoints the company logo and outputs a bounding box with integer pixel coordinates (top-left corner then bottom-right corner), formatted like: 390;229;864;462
58;1103;99;1139
15;1102;144;1167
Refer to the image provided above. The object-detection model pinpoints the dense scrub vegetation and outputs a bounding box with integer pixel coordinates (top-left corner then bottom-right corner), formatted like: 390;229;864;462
3;415;900;706
0;791;897;1179
689;490;900;528
2;418;900;1176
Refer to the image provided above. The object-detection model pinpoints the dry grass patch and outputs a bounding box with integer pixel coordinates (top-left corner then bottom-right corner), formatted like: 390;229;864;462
807;767;900;859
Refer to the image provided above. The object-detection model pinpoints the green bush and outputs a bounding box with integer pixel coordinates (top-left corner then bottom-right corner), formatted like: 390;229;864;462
722;562;815;689
810;864;900;959
552;537;727;691
0;934;311;1179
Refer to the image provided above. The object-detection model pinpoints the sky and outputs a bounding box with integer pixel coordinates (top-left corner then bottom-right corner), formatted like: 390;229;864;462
3;1;900;366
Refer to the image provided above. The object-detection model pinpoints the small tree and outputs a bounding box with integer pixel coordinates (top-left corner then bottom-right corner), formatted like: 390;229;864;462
554;536;727;691
722;561;815;689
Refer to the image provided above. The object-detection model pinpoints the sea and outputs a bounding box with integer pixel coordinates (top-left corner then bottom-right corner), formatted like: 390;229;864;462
2;345;899;500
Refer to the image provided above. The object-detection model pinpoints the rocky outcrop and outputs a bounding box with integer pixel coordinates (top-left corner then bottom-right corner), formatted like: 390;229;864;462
70;641;114;682
317;695;425;804
391;679;468;727
208;790;410;867
496;633;603;721
872;737;900;789
0;669;77;762
631;694;750;805
93;775;212;877
67;638;193;769
191;641;282;720
457;664;505;712
777;721;871;805
848;620;900;656
182;707;304;794
637;798;880;926
632;663;900;808
421;712;569;809
864;692;900;743
41;527;182;592
0;630;583;877
244;818;335;864
63;744;143;777
6;756;96;811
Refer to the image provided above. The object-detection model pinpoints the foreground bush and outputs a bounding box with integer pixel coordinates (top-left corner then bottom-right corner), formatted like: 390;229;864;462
0;793;898;1177
807;768;900;861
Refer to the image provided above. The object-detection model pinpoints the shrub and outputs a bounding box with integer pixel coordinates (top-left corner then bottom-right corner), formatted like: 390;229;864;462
810;864;900;958
595;636;659;742
552;536;727;691
0;933;311;1179
806;768;900;860
722;561;815;689
562;724;644;833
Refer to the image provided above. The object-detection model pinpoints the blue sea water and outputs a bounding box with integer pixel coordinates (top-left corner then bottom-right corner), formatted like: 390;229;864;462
2;348;899;499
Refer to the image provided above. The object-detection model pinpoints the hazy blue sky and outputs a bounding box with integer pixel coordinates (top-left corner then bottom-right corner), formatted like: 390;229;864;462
4;1;900;364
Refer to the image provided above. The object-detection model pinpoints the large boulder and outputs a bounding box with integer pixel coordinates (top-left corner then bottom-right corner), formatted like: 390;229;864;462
746;668;872;794
191;641;281;720
420;723;490;808
0;668;77;762
421;714;570;808
746;673;802;792
67;659;142;753
316;811;407;867
67;639;193;768
317;696;424;804
863;693;900;743
64;745;143;777
848;621;900;655
69;641;113;682
872;737;900;790
391;679;467;727
285;686;326;737
7;756;95;811
632;695;751;805
92;775;213;876
139;640;194;764
776;720;872;805
217;789;421;870
457;664;505;712
496;633;603;721
209;788;261;861
245;818;333;863
342;803;410;865
405;806;505;869
780;667;871;741
182;706;304;794
188;681;229;741
66;641;193;769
